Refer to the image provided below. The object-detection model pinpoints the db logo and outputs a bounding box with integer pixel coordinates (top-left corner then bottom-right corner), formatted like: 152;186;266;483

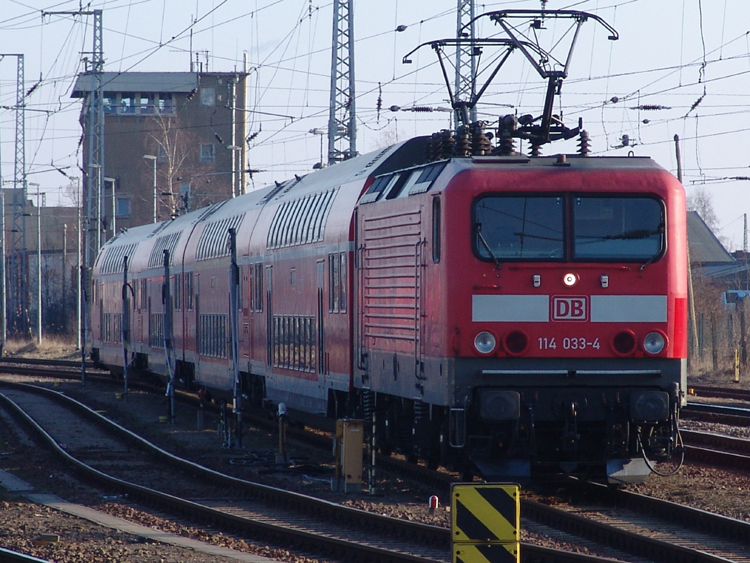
552;296;588;321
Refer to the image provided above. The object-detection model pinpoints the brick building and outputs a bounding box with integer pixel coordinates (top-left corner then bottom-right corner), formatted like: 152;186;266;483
72;71;249;232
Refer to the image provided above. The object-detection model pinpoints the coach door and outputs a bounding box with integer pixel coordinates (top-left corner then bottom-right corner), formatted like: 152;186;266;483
317;260;326;380
193;274;199;366
265;266;273;370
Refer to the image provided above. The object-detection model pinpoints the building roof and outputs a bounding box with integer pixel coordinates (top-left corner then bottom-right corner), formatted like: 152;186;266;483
72;72;199;97
687;210;734;265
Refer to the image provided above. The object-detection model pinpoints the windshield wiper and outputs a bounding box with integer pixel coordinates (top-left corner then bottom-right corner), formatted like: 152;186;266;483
640;252;660;271
475;223;501;269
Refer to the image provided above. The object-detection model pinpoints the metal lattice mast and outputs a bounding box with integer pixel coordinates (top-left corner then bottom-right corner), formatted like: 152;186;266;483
42;10;104;269
327;0;356;164
0;54;29;335
454;0;477;128
85;10;105;269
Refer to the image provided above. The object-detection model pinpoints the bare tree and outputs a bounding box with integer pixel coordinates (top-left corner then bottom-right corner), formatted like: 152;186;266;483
145;113;211;219
687;186;733;250
687;186;719;231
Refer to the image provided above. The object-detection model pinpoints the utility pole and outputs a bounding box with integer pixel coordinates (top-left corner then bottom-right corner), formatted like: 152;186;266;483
0;54;28;336
454;0;477;128
327;0;356;164
675;134;699;359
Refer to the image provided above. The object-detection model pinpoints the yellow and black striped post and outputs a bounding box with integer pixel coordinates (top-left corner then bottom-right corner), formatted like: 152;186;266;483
451;483;520;563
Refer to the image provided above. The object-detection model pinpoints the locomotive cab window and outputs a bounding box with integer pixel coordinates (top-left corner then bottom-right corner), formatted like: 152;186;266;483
472;194;665;263
572;196;664;261
474;195;564;260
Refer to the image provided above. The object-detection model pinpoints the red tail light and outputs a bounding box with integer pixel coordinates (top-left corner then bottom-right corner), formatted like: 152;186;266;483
612;330;637;356
504;330;530;356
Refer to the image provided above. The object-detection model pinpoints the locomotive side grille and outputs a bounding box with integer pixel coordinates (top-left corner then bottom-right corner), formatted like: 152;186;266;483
361;210;423;346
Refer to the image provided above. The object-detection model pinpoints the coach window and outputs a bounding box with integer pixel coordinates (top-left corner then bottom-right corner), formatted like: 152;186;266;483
174;273;182;311
140;278;148;309
241;272;248;310
185;272;194;310
432;197;441;263
339;252;347;313
328;253;340;313
572;196;664;261
473;195;564;261
250;263;263;312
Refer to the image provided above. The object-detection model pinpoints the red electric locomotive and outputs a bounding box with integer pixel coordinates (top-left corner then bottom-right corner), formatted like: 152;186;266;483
91;9;687;483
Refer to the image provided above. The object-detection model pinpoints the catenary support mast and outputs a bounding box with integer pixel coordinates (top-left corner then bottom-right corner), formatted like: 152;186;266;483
44;9;105;270
454;0;477;128
327;0;356;164
0;54;28;336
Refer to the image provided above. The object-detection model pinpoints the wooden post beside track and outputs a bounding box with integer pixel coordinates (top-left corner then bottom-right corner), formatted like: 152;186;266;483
735;348;741;383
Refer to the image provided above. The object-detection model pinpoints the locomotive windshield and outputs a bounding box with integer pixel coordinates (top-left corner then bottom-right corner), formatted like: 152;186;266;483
572;196;664;260
473;194;664;262
474;196;564;260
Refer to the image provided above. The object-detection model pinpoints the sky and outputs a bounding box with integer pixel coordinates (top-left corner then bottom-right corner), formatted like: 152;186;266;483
1;0;749;250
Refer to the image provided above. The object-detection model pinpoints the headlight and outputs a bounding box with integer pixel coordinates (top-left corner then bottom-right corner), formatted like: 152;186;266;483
643;331;666;355
474;331;497;354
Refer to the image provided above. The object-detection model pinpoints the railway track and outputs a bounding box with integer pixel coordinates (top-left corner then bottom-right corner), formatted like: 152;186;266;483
3;366;750;562
0;357;106;380
682;429;750;471
385;446;750;563
0;547;53;563
683;402;750;426
0;380;631;563
688;386;750;402
523;482;750;563
0;381;448;563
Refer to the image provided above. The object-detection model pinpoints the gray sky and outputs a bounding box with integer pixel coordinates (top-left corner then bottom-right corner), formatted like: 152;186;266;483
1;0;749;248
